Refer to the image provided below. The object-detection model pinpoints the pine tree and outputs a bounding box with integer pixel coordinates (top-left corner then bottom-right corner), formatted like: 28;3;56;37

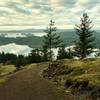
57;45;74;59
43;20;62;61
75;13;95;59
57;45;67;59
15;55;26;69
28;49;42;63
42;45;48;61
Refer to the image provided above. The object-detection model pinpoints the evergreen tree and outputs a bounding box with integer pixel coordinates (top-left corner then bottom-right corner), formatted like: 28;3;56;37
75;13;95;58
42;45;48;61
67;48;74;59
43;20;62;61
57;45;74;59
0;52;17;64
15;55;27;69
28;49;42;63
57;45;67;59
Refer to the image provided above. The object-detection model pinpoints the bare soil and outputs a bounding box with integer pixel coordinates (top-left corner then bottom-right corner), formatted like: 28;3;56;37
0;64;65;100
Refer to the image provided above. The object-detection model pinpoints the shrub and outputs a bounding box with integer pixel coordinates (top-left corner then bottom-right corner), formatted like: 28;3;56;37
65;79;73;88
91;87;100;99
43;61;73;79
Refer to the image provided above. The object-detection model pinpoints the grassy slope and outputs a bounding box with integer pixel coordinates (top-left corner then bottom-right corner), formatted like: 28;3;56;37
0;64;16;85
63;59;100;87
63;59;100;99
43;59;100;99
0;64;16;75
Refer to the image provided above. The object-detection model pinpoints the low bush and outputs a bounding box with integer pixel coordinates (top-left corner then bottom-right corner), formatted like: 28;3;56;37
43;61;73;79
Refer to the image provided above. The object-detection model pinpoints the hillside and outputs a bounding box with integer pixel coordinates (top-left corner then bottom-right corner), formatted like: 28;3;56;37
0;35;43;48
0;29;100;48
43;59;100;100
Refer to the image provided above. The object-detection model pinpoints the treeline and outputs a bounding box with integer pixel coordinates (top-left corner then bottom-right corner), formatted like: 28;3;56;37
0;47;76;69
0;47;56;68
0;52;27;69
0;49;46;69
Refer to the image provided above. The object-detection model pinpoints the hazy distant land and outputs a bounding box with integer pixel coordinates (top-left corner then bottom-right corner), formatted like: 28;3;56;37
0;29;100;49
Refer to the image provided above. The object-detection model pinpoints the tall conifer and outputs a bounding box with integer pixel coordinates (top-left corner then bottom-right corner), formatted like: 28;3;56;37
75;13;95;58
43;20;62;61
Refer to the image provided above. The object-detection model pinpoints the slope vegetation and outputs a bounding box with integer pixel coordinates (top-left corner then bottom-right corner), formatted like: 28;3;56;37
43;59;100;100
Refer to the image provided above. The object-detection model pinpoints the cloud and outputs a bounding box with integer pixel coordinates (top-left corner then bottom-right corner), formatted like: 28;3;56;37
50;0;76;8
0;43;32;55
0;0;99;29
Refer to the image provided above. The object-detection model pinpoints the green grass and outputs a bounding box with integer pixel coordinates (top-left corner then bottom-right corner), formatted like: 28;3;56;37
0;64;16;76
63;59;100;86
43;59;100;99
0;77;8;86
0;64;16;86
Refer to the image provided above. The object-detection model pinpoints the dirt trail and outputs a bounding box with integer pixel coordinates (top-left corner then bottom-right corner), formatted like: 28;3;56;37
0;64;65;100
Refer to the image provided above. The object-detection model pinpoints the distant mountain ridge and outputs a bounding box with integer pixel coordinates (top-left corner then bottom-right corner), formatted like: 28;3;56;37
0;29;100;48
0;28;43;33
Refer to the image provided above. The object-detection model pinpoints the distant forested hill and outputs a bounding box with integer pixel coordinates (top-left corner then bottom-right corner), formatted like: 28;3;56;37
0;36;43;48
0;29;99;48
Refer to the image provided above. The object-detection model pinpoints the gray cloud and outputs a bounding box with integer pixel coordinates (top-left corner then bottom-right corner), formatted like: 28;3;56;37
0;0;99;29
0;10;11;16
60;0;76;7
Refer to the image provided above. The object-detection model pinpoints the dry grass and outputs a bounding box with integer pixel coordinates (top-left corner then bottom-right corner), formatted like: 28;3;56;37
0;64;16;86
0;64;16;75
0;78;8;86
63;59;100;86
43;59;100;99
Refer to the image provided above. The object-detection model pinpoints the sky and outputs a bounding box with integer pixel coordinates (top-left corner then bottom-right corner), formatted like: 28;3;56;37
0;0;99;29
